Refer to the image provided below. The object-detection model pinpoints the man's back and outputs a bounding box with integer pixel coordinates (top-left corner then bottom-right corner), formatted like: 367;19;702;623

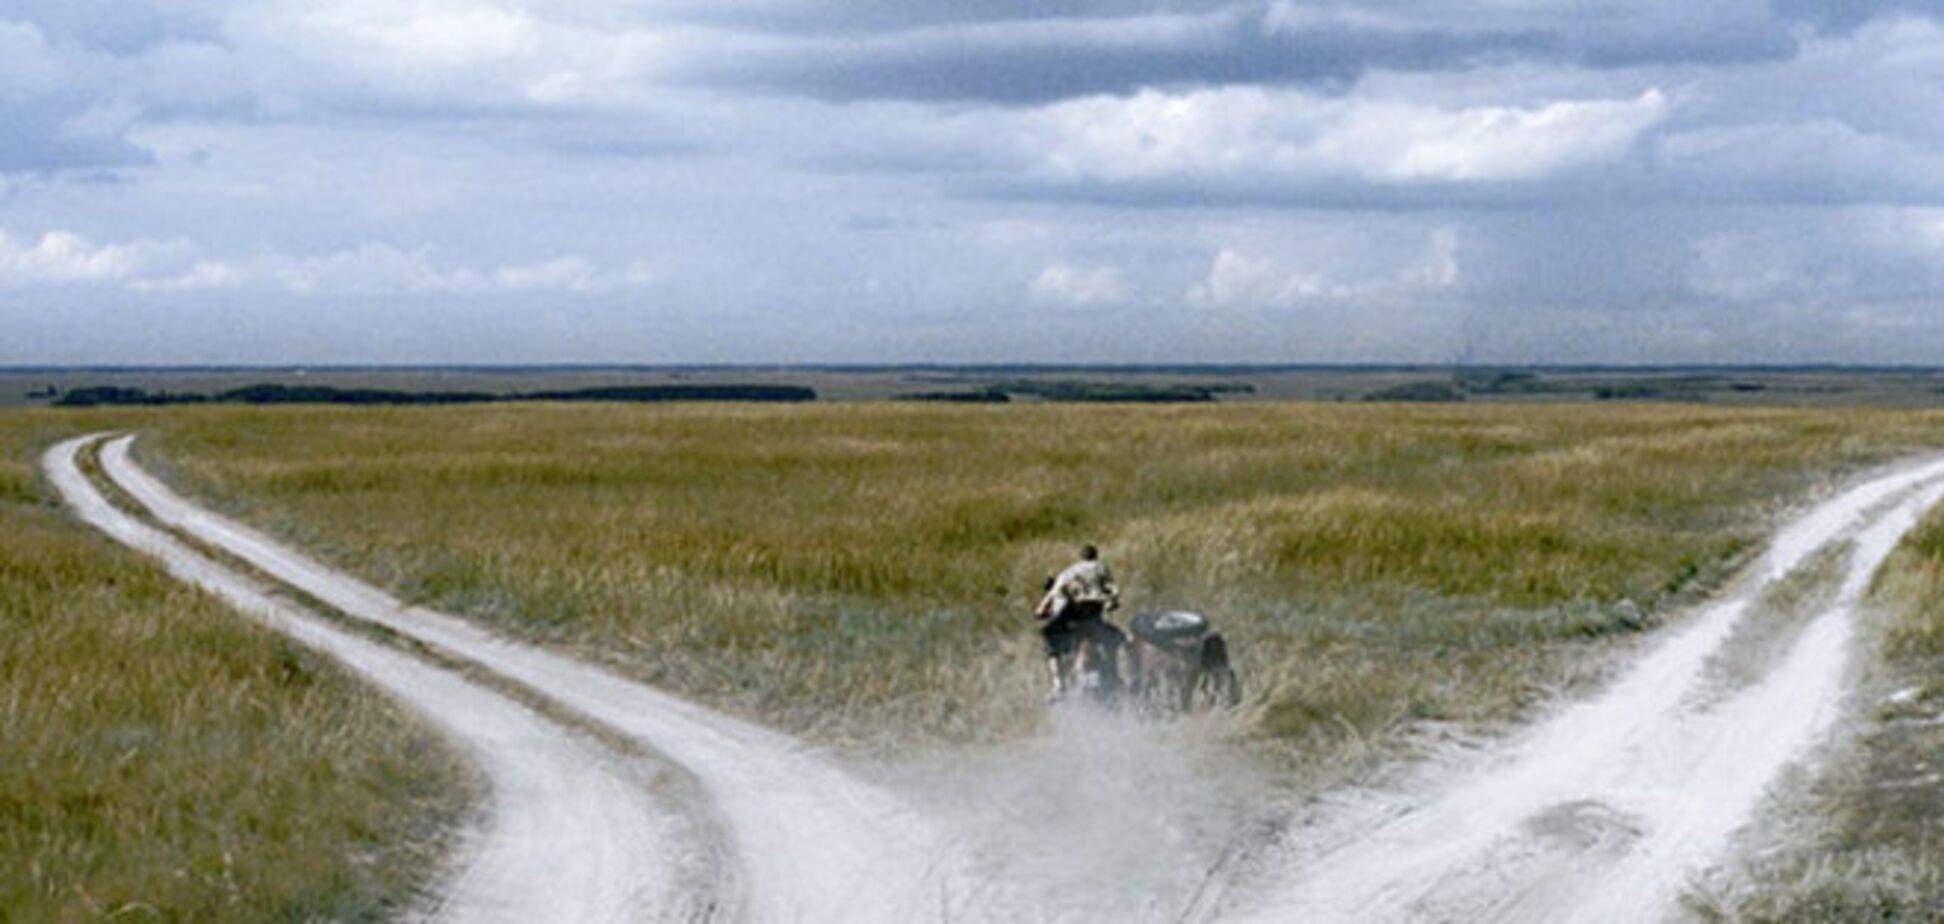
1053;559;1116;605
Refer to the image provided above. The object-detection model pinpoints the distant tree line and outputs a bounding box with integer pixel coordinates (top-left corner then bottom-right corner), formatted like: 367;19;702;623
895;390;1012;403
52;383;817;407
1363;382;1465;403
957;380;1256;403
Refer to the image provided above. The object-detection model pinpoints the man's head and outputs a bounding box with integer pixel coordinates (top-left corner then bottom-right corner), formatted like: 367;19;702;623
1080;544;1099;561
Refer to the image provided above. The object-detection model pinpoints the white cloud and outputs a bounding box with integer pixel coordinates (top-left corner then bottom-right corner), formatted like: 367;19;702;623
0;20;66;90
240;0;540;71
1027;86;1668;189
1185;249;1324;309
0;227;653;296
0;229;186;285
1032;87;1326;184
1029;263;1125;305
494;256;600;292
263;244;651;295
1186;228;1461;309
130;259;244;292
1318;90;1667;182
1405;228;1461;289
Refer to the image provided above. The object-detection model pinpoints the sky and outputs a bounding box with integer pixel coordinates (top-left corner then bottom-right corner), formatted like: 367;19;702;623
2;0;1942;365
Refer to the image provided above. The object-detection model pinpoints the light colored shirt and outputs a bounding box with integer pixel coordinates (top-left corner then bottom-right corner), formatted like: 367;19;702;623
1038;559;1118;616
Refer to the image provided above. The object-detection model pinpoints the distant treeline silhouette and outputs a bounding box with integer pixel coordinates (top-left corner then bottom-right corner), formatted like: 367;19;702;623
894;390;1011;403
54;383;817;407
978;380;1254;403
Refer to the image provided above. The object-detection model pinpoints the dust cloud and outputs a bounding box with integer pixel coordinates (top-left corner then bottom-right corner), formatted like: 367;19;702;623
888;706;1276;923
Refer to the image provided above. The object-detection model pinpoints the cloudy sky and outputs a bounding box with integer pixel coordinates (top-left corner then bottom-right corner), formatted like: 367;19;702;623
3;0;1942;365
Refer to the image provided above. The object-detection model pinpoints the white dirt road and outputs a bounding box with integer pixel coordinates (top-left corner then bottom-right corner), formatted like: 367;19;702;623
1218;455;1944;924
88;434;977;924
52;431;1944;923
46;435;691;924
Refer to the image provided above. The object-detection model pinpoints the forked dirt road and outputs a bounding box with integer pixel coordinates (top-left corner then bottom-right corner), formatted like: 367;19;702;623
50;431;1944;923
46;435;691;923
56;433;981;924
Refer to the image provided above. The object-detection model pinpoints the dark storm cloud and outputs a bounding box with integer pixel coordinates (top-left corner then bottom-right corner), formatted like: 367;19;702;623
716;15;1555;103
683;2;1802;104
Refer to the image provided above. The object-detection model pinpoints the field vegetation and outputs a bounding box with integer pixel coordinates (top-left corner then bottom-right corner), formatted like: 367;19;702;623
133;403;1944;780
0;413;470;922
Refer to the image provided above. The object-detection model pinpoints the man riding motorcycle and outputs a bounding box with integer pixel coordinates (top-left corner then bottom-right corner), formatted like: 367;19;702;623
1035;544;1123;700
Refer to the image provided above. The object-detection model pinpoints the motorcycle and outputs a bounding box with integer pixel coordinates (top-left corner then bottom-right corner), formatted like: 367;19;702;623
1036;578;1128;706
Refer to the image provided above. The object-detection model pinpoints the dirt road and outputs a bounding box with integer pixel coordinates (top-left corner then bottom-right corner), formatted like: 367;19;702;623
60;433;981;923
53;432;1944;922
1217;455;1944;923
46;435;693;923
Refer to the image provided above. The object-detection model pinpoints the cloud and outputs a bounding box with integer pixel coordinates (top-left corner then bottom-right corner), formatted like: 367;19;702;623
3;0;223;53
1317;89;1667;182
1185;249;1325;309
0;227;655;296
1642;16;1944;204
306;1;539;70
130;259;244;292
493;256;601;292
0;20;66;88
1029;263;1126;305
0;229;186;285
1685;207;1944;305
251;244;656;296
6;2;1944;366
1008;85;1667;196
0;21;154;172
1186;227;1461;309
684;1;1796;104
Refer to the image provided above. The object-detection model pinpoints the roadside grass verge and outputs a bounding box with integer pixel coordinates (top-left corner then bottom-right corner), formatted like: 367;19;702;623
0;413;472;922
131;404;1944;780
1695;503;1944;922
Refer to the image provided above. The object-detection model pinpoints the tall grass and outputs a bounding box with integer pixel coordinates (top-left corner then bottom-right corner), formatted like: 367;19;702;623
136;403;1944;775
0;412;471;922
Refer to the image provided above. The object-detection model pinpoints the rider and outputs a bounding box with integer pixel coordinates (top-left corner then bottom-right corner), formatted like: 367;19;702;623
1035;543;1121;698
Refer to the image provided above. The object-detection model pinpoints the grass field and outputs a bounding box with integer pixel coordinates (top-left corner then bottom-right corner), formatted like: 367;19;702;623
131;402;1944;779
10;401;1944;919
0;414;471;922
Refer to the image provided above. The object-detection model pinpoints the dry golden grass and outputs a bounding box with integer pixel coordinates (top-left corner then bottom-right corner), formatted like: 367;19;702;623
0;412;471;923
130;403;1944;776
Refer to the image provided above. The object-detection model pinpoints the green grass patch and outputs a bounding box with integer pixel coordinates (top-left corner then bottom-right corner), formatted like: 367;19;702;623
0;412;472;923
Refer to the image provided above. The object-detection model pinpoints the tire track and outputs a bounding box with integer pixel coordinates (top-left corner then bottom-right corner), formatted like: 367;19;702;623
1219;455;1944;924
47;434;696;924
97;434;982;924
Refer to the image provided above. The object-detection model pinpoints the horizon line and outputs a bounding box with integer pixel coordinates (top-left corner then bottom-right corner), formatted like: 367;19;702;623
5;362;1943;375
